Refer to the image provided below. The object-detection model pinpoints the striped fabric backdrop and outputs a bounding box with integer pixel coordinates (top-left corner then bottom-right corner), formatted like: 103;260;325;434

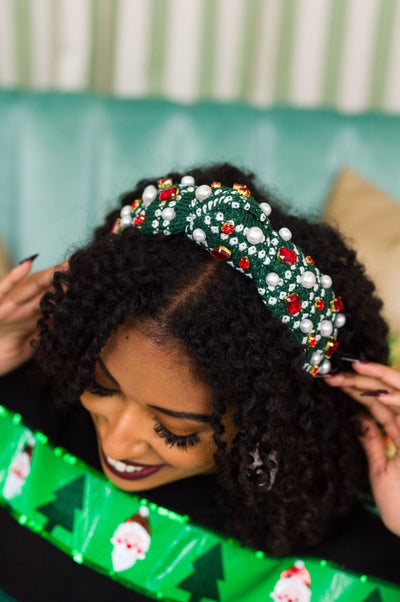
0;0;400;112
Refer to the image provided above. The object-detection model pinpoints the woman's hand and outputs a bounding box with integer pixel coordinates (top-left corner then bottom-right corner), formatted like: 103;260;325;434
326;362;400;537
0;258;66;377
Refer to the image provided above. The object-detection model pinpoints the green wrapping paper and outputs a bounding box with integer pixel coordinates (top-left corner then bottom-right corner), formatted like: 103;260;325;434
0;404;399;602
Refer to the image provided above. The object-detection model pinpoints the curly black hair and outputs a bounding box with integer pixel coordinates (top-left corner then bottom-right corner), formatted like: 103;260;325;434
37;163;388;556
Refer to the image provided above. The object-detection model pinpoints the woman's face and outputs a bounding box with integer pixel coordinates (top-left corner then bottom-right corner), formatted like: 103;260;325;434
80;324;220;491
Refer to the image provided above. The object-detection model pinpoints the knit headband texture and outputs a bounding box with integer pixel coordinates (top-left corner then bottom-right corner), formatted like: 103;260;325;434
111;176;345;375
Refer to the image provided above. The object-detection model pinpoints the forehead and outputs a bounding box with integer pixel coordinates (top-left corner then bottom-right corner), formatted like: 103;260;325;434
101;324;213;413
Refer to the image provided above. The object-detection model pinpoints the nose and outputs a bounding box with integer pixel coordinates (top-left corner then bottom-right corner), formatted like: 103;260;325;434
98;406;150;460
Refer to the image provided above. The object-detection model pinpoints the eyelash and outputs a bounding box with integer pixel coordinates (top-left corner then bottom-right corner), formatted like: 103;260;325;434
87;383;117;397
154;422;200;451
87;382;201;451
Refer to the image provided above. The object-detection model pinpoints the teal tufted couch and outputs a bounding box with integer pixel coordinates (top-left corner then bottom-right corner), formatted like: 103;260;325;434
1;91;400;270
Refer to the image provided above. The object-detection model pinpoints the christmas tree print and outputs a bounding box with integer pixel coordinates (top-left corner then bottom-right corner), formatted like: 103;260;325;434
37;476;85;533
362;589;383;602
177;543;224;602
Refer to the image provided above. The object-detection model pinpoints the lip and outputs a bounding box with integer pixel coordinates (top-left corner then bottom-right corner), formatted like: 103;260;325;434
101;448;165;481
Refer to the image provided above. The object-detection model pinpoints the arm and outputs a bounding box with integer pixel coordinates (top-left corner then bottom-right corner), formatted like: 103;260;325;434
0;258;66;377
326;361;400;537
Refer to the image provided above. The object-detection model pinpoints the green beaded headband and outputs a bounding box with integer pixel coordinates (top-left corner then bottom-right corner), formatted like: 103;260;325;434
111;176;345;375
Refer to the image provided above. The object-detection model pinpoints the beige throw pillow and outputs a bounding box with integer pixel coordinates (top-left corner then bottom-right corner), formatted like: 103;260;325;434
322;169;400;335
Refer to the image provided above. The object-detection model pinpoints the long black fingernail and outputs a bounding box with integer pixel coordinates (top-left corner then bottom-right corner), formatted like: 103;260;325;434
19;253;39;265
339;356;369;364
360;389;389;397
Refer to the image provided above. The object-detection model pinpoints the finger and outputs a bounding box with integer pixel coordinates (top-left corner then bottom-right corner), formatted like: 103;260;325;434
0;261;33;301
325;372;391;392
342;387;400;438
352;361;400;390
0;289;44;322
357;416;389;478
5;261;68;306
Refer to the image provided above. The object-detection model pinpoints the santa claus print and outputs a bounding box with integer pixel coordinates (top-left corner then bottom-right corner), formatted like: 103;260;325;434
270;560;312;602
2;435;35;500
110;506;151;572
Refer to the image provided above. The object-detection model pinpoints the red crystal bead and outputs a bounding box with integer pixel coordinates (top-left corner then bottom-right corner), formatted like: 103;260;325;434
158;177;173;189
221;222;235;235
134;215;146;225
233;183;251;198
130;199;142;211
111;218;121;234
330;296;344;312
239;256;250;270
286;293;301;315
308;334;317;348
211;181;221;188
210;246;231;261
310;365;319;376
159;186;179;202
324;338;339;358
315;299;325;310
305;255;314;265
277;247;298;266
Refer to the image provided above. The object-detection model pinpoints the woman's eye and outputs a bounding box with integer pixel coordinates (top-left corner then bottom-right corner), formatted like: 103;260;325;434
87;382;117;397
154;422;200;451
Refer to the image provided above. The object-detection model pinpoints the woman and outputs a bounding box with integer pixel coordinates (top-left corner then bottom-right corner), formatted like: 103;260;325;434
1;164;400;601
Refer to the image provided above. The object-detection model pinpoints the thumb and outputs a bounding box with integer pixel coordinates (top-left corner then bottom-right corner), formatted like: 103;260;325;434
356;416;387;478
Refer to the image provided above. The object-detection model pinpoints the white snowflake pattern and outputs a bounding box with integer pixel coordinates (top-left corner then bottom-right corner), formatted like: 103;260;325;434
214;189;222;195
288;283;296;292
152;220;159;229
258;287;266;296
258;249;266;259
232;201;240;209
263;257;271;265
285;270;291;279
282;316;290;323
211;226;219;234
229;237;239;246
268;297;278;305
169;201;176;207
220;233;228;241
269;248;275;256
196;208;202;217
271;237;279;246
204;215;211;225
236;224;244;232
155;209;162;217
279;291;286;300
239;242;247;251
186;186;195;192
244;202;251;210
163;230;171;236
162;221;170;228
301;300;309;309
215;212;224;221
293;321;300;328
260;213;267;222
248;246;257;256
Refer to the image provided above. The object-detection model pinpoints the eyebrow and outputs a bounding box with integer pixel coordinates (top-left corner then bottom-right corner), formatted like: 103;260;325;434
97;357;211;423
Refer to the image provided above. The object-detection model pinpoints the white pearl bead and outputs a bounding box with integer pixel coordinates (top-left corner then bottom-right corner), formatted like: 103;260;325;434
181;175;195;186
142;185;157;205
246;226;265;244
335;313;346;328
300;319;313;334
120;205;132;218
321;274;332;289
300;271;316;289
195;185;212;201
318;360;331;375
193;228;206;242
259;202;272;216
161;207;176;221
266;272;280;287
319;320;333;337
311;350;324;364
121;215;132;228
279;227;292;241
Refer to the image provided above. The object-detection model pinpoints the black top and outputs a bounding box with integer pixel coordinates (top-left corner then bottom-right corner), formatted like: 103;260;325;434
1;363;400;601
